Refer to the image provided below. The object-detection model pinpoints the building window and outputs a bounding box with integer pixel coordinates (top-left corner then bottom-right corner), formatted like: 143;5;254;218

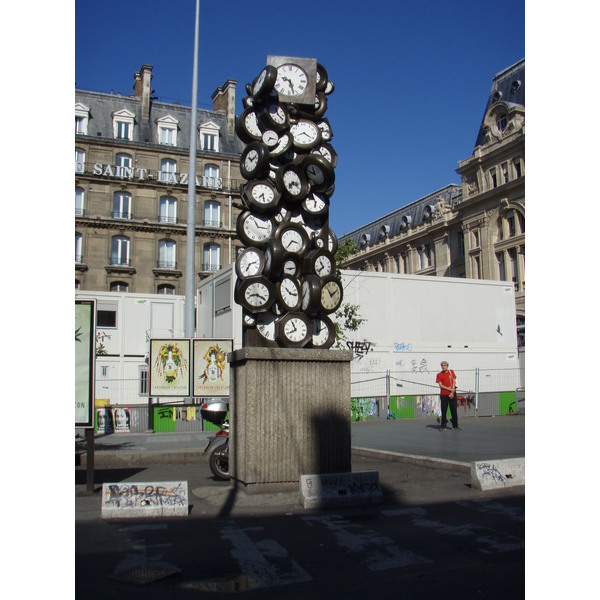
472;229;480;248
501;162;509;184
203;243;220;272
199;121;220;152
497;252;506;281
113;192;132;220
97;303;117;327
139;366;149;396
457;231;465;258
75;279;81;289
157;115;179;146
75;102;90;134
158;239;177;269
418;245;432;270
496;113;507;133
513;158;523;178
112;109;135;141
160;159;177;183
472;255;481;279
157;284;176;295
115;153;133;179
75;187;85;216
203;164;220;189
204;200;220;227
110;236;130;266
402;254;409;274
75;148;85;174
159;196;177;223
489;168;498;189
508;248;518;290
109;281;129;293
75;233;83;263
507;213;516;237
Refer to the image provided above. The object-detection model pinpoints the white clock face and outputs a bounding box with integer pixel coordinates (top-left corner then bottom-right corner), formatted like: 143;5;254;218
252;183;275;205
291;121;319;145
279;277;300;308
284;317;307;342
271;133;291;156
244;111;262;137
257;312;277;341
321;281;341;310
283;258;298;276
304;192;327;214
314;145;333;164
281;229;304;252
267;102;287;125
244;149;259;172
283;170;302;196
253;69;266;95
312;318;331;347
243;214;272;242
275;64;308;97
239;250;261;276
245;282;270;307
262;130;279;147
314;255;332;276
302;281;311;311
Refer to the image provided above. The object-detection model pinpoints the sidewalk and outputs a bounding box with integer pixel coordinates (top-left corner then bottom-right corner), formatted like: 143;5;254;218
76;415;525;518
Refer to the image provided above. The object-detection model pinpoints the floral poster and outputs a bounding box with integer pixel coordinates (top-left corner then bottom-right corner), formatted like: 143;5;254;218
149;339;190;397
193;339;233;397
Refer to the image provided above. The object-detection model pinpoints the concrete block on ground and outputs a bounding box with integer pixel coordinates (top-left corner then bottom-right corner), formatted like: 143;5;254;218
300;471;382;509
101;481;188;519
471;458;525;491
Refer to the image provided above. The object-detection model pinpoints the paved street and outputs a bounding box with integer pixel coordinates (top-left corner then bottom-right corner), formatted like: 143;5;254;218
75;415;525;598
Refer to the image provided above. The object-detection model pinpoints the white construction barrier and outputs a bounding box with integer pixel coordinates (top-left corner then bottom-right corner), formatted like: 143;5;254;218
101;481;188;519
471;458;525;491
300;471;382;509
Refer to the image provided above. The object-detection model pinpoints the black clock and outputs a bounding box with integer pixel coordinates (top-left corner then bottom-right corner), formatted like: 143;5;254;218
282;255;302;278
302;153;335;193
263;238;285;279
302;191;329;217
301;274;322;316
274;221;310;256
316;118;333;142
240;141;270;180
276;275;302;311
319;275;343;314
235;275;276;313
315;63;328;93
276;164;310;203
303;248;336;277
268;131;294;159
258;98;290;132
236;210;274;247
236;246;265;279
290;119;322;151
252;64;277;100
312;143;337;168
310;314;336;349
275;311;312;347
242;179;281;214
256;310;279;344
236;107;264;143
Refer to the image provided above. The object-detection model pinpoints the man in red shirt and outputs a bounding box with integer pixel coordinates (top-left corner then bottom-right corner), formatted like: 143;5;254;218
436;361;460;431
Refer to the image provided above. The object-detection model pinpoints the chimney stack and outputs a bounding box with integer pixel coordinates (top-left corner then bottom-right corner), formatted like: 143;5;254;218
211;79;237;137
134;64;153;121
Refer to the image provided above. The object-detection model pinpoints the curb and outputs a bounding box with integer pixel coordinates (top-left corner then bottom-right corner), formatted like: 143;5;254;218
351;447;471;474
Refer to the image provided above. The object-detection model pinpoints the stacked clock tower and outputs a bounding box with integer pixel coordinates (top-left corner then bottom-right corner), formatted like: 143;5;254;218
234;56;341;349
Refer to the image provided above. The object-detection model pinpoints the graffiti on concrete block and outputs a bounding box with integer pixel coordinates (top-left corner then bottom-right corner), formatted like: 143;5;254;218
103;482;187;510
477;463;507;485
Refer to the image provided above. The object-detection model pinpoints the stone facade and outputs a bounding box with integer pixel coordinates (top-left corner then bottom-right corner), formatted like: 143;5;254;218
75;65;244;295
339;60;525;346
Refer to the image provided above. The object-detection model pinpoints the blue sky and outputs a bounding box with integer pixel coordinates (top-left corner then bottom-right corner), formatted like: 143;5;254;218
75;0;525;236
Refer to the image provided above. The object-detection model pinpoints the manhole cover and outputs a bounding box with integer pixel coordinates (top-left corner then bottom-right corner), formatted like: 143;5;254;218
109;564;181;585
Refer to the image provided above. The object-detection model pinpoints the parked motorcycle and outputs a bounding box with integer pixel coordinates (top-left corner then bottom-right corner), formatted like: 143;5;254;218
201;401;229;480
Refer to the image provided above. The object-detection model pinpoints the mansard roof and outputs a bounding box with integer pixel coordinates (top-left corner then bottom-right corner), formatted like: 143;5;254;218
474;58;525;148
75;89;244;155
341;183;462;249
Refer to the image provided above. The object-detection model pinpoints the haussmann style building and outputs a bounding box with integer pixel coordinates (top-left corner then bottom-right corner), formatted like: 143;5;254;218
75;64;245;300
339;59;525;348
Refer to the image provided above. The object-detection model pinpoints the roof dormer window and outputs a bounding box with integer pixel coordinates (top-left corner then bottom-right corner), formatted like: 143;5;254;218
75;102;90;135
157;115;179;146
199;121;220;152
112;109;135;141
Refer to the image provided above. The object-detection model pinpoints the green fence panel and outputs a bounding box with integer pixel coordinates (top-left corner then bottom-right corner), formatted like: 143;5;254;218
390;396;415;419
153;406;176;432
499;391;517;415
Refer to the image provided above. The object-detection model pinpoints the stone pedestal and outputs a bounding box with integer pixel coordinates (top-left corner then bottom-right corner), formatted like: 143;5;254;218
228;348;353;493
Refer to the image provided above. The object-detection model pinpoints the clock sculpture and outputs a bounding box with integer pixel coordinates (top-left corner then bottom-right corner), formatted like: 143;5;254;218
234;56;341;349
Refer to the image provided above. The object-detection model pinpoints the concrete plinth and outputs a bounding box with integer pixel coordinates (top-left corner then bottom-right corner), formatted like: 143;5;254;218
228;348;353;493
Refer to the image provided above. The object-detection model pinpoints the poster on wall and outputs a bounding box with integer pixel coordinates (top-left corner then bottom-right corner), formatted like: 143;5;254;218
149;339;191;397
75;300;95;428
113;407;131;433
193;339;233;397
